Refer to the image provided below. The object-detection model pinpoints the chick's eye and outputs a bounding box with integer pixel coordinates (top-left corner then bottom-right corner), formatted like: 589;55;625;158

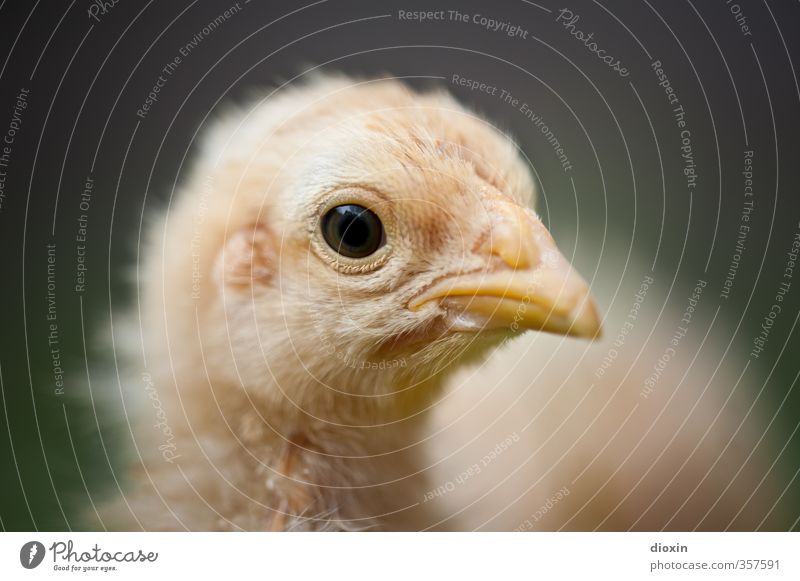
321;204;385;259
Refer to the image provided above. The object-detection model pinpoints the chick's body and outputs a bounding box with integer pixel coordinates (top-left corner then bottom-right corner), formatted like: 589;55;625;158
109;76;776;531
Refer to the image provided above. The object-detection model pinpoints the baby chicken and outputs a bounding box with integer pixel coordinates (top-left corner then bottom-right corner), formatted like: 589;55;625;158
110;74;599;531
109;75;772;531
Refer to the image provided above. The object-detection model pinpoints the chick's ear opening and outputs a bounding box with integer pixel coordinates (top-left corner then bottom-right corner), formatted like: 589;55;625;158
215;222;275;292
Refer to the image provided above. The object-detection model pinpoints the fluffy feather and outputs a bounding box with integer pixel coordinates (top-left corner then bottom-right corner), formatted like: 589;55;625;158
100;75;775;531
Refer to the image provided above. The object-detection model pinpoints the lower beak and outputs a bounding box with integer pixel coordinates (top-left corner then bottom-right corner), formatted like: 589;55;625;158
409;205;601;339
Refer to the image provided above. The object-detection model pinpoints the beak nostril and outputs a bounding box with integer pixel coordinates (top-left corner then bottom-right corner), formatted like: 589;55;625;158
490;223;533;269
480;206;539;270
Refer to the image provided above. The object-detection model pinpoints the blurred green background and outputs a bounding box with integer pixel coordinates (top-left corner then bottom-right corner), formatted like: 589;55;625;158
0;0;798;530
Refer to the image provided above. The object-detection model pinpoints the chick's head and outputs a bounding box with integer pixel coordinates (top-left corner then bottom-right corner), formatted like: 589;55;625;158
209;78;600;389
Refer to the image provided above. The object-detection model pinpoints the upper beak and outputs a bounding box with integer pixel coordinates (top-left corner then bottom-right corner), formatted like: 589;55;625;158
409;200;601;339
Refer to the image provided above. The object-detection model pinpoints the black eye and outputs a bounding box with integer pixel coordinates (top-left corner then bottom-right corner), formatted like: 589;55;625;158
321;204;385;259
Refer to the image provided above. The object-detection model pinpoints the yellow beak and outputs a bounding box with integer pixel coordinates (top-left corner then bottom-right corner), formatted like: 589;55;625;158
409;201;601;339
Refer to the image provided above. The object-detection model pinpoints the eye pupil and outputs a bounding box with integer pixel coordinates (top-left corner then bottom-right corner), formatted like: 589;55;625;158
321;204;384;259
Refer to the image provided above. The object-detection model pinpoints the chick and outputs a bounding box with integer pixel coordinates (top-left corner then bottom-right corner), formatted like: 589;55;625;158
106;74;600;531
109;75;770;531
